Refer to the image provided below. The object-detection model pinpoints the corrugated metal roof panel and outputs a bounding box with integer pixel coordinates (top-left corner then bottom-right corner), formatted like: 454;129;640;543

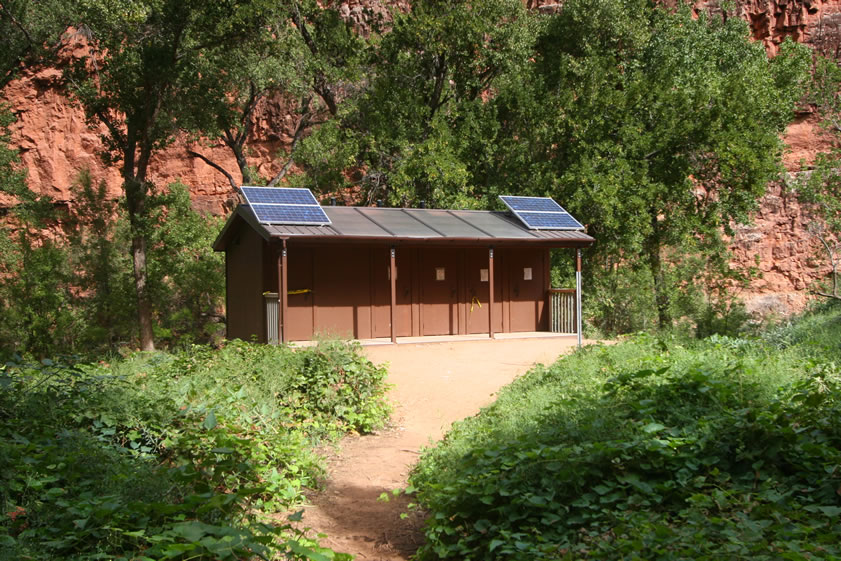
215;204;594;250
410;209;491;237
448;210;535;238
327;207;391;236
362;208;441;237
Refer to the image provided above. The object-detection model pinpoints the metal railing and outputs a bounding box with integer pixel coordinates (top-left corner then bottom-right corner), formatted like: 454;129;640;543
264;292;279;344
549;288;577;334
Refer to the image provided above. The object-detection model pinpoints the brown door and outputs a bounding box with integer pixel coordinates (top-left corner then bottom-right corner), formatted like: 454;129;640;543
372;248;414;338
507;248;544;332
286;246;314;341
421;248;460;335
465;249;503;334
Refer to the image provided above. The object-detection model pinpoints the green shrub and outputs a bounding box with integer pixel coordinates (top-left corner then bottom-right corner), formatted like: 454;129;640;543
411;311;841;560
0;339;388;560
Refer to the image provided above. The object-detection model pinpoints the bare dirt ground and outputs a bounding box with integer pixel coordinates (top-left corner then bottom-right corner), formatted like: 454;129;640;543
291;336;582;560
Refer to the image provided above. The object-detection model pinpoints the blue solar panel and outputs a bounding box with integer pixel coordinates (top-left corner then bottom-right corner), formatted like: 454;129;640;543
518;212;584;229
250;204;331;225
239;186;330;225
499;195;584;230
241;186;319;205
499;196;563;212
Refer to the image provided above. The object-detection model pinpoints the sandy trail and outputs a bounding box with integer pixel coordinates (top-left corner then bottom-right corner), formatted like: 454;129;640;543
293;336;582;560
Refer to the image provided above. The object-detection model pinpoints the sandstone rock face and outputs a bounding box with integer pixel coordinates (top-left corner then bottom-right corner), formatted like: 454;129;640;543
730;182;832;316
2;0;840;317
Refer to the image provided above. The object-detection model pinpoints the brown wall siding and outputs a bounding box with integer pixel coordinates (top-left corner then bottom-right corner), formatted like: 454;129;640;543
505;247;547;332
420;248;461;335
225;239;552;342
225;226;266;342
286;246;315;341
371;248;415;338
464;248;503;334
312;246;373;339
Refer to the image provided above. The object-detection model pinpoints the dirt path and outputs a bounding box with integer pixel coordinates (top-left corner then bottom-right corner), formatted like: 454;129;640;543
294;337;582;560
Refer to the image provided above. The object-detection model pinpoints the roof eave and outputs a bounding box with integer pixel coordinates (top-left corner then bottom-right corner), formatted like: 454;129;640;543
265;233;595;248
212;206;273;251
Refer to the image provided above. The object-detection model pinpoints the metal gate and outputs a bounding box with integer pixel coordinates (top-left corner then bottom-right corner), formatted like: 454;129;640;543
549;289;577;334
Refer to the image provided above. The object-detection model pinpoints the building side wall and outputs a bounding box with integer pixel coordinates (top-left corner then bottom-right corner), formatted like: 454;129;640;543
225;226;267;342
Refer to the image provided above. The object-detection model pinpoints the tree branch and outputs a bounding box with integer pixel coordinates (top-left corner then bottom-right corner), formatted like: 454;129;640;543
188;149;238;190
268;96;312;186
95;108;126;151
291;2;339;116
811;290;841;300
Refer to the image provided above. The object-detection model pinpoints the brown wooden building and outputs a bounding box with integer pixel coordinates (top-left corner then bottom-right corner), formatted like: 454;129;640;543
213;195;594;344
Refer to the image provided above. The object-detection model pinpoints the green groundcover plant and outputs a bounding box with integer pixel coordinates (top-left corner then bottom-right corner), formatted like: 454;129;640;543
411;308;841;560
0;339;391;560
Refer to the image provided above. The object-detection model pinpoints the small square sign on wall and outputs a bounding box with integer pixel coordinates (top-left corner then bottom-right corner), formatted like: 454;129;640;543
480;269;489;282
436;267;446;281
523;267;532;280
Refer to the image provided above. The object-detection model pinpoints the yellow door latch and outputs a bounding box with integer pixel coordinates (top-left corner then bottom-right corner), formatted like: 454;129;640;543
470;296;482;312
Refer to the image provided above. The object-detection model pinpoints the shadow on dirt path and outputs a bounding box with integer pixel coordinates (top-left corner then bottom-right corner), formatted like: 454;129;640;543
290;336;584;560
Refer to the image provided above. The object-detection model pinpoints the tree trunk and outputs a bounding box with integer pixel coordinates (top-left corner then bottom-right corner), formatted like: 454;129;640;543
646;219;671;329
124;176;155;351
131;233;155;350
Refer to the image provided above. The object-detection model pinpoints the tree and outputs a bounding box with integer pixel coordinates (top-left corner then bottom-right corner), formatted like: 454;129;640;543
187;1;365;189
64;0;286;350
493;0;810;327
294;0;535;206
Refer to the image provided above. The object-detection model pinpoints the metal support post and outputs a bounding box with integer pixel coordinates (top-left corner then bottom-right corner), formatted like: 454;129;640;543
390;247;397;344
489;247;495;339
576;248;582;348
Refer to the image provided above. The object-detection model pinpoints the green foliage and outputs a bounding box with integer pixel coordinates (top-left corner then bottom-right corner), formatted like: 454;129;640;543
296;0;810;331
296;0;535;207
0;231;80;356
0;0;70;88
0;106;25;193
0;339;388;560
522;1;810;327
794;54;841;298
411;310;841;559
145;182;225;347
0;172;225;357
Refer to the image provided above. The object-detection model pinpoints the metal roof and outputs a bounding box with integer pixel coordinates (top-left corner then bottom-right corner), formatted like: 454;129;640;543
213;204;594;251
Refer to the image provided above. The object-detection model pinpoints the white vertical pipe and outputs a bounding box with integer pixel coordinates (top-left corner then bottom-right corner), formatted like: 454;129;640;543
576;249;583;348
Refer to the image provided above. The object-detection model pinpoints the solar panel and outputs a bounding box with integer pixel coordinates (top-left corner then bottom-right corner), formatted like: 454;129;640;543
518;212;584;229
499;195;584;230
249;204;331;224
240;186;320;205
240;186;330;225
499;196;563;213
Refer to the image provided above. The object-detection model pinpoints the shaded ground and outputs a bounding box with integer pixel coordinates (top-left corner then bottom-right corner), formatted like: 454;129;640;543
292;336;583;560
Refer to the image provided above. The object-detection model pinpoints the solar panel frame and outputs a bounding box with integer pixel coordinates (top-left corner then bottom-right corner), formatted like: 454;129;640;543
499;195;584;231
239;186;331;225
